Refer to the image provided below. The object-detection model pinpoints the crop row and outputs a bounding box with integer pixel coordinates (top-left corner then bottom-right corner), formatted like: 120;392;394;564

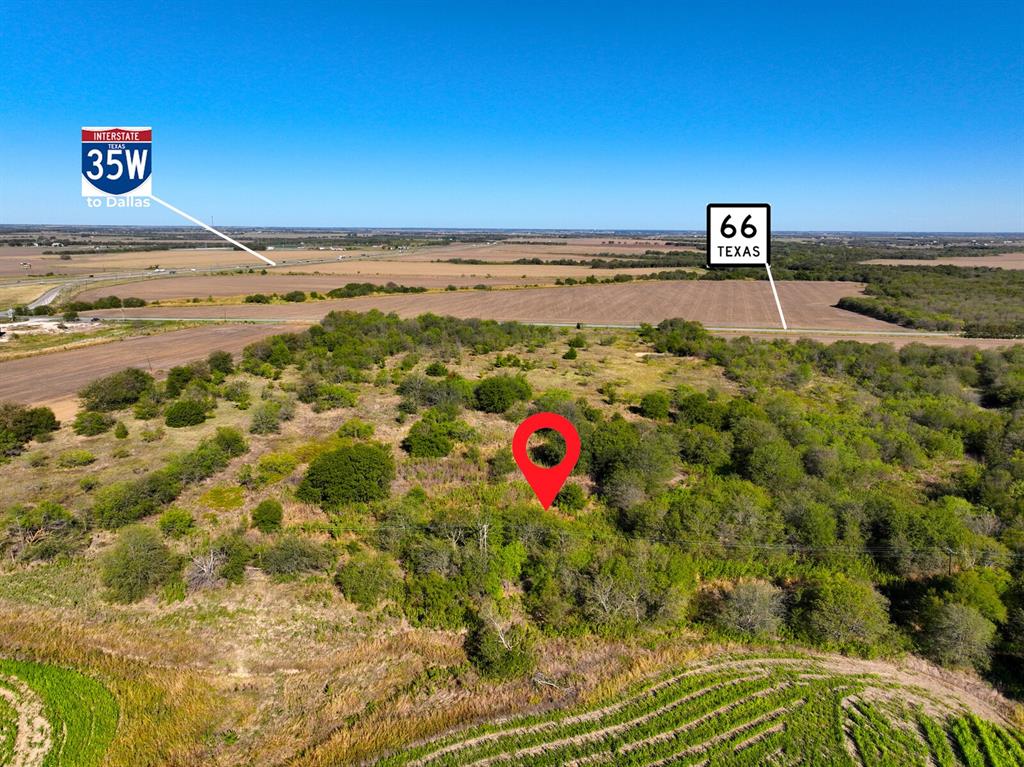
376;659;1024;767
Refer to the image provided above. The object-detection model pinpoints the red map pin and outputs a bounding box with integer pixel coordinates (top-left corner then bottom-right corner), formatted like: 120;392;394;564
512;412;581;510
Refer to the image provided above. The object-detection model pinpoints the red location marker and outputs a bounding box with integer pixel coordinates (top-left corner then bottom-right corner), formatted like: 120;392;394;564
512;412;581;510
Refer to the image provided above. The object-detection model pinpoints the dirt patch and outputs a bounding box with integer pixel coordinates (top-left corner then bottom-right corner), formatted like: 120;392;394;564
0;675;52;767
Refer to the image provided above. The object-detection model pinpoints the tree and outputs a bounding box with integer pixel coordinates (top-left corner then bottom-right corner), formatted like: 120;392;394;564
714;580;785;637
920;601;996;670
474;375;532;413
464;606;536;679
251;499;283;533
798;575;891;654
297;442;395;508
79;368;154;411
101;525;179;603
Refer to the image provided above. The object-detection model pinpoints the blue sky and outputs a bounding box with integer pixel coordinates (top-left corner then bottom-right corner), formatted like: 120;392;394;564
1;1;1021;231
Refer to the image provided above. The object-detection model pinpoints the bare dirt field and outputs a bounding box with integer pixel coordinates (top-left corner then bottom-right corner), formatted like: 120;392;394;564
0;323;301;414
73;264;665;302
395;238;698;263
0;237;689;278
864;252;1024;269
84;281;898;330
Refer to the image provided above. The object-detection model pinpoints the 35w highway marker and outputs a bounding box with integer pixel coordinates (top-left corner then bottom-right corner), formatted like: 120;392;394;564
80;126;275;266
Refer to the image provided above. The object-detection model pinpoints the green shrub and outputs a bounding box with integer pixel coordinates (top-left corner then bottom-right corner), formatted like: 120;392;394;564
260;536;331;576
567;333;587;349
335;550;402;609
57;449;96;468
79;368;154;411
0;403;59;454
639;391;671;420
562;348;578;360
92;470;182;528
216;534;254;584
337;418;374;439
223;381;251;410
114;422;128;439
207;350;234;375
402;417;454;458
158;507;194;538
73;411;115;436
251;499;284;533
282;290;307;303
487;448;516;482
474;375;532;413
244;293;271;304
164;399;208;428
212;426;248;457
101;526;179;603
554;483;587;511
132;394;161;420
425;361;448;377
405;573;467;629
297;442;395;508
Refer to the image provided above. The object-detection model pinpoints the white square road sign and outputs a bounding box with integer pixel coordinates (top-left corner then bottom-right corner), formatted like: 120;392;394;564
706;203;770;268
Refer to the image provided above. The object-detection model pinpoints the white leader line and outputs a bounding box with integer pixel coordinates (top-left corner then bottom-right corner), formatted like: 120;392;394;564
148;194;277;266
765;264;788;330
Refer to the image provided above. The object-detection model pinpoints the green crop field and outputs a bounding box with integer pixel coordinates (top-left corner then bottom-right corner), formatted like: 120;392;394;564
0;659;117;767
376;656;1024;767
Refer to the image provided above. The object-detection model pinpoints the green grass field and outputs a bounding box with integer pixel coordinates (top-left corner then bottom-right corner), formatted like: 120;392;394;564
375;656;1024;767
0;659;117;767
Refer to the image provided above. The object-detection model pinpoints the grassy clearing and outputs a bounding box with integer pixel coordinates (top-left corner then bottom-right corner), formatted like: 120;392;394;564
0;658;118;767
0;281;60;310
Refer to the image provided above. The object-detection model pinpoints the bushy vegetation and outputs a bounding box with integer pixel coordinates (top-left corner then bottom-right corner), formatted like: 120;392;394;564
163;399;208;427
92;427;248;527
474;375;532;413
297;442;395;509
101;525;180;603
78;368;154;411
251;499;283;533
0;402;58;458
72;410;115;436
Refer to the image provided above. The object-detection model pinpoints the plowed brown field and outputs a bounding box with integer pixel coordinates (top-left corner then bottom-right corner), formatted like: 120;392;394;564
864;252;1024;269
0;323;302;413
86;281;893;330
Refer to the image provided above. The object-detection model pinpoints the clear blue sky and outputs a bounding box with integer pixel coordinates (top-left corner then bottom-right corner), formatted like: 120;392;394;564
1;1;1021;231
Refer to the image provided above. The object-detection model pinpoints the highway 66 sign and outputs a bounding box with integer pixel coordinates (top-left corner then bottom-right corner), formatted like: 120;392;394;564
706;203;770;268
82;127;152;196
